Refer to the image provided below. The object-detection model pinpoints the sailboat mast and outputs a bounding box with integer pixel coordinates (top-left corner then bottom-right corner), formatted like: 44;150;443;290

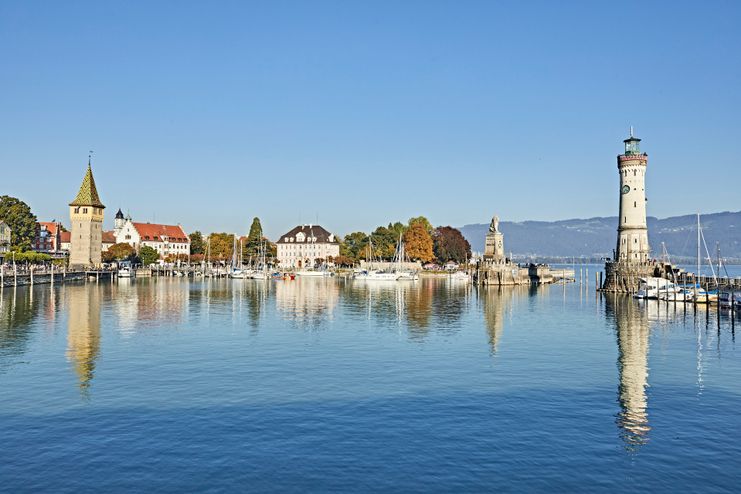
696;213;700;298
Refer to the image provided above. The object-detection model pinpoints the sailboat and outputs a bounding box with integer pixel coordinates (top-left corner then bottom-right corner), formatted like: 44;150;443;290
353;240;400;281
229;236;246;279
393;234;419;281
249;238;270;280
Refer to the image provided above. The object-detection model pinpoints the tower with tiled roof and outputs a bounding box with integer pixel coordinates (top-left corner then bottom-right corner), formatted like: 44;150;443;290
69;161;105;268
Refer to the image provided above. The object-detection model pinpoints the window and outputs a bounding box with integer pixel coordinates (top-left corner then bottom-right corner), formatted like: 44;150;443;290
634;201;637;207
83;208;88;214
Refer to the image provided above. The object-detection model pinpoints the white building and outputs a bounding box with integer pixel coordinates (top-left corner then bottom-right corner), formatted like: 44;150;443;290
276;224;340;269
114;211;190;259
0;220;11;255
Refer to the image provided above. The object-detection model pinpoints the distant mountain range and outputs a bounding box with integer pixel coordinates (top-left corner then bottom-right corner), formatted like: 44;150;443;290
459;211;741;262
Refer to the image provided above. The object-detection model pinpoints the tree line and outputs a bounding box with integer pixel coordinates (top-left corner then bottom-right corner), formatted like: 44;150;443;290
337;216;471;266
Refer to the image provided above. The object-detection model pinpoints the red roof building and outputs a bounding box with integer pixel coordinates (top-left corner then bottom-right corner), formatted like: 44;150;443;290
114;219;190;259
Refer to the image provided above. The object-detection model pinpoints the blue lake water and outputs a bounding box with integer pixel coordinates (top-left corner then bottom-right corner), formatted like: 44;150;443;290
1;277;740;492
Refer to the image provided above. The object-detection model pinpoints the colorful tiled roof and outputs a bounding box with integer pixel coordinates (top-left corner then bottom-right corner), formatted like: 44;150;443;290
70;164;105;208
132;223;189;243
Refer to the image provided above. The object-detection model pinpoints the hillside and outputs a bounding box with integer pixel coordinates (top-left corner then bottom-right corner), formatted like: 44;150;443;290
459;211;741;261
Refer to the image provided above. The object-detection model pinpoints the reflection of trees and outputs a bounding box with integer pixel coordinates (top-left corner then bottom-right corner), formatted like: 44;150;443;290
134;279;188;326
605;294;651;450
0;287;45;368
241;280;269;328
66;284;102;394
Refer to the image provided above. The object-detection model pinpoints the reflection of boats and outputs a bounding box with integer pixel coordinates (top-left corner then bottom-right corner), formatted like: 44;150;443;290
719;290;739;309
354;269;400;281
296;269;333;277
449;271;471;282
117;261;134;278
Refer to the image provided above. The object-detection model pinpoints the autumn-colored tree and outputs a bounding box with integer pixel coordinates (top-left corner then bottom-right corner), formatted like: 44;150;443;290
208;233;235;261
332;255;355;267
403;222;434;262
433;226;471;264
408;216;433;235
103;243;135;263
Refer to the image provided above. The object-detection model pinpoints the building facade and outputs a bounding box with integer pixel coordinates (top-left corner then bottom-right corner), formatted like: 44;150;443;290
69;163;105;268
0;220;10;255
34;221;64;253
114;217;190;259
615;129;650;263
276;224;340;268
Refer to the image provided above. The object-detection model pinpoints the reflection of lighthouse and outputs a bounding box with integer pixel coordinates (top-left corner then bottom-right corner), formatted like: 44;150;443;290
607;295;650;448
66;285;101;394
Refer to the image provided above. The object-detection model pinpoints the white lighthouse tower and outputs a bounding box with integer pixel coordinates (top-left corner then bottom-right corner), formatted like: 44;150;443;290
615;129;650;263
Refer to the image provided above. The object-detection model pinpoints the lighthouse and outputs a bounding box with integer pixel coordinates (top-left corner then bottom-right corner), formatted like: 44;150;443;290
615;129;649;263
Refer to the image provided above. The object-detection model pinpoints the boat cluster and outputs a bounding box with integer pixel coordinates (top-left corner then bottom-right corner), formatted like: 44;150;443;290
634;276;741;309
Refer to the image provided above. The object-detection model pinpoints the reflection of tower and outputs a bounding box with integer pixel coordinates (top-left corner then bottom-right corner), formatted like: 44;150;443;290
615;130;650;263
607;295;650;448
481;286;515;353
66;285;101;393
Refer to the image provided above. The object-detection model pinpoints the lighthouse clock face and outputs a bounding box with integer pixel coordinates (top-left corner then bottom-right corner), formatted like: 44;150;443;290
621;185;630;194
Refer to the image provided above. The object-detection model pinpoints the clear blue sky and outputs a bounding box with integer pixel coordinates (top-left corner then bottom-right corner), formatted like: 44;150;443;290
1;1;739;239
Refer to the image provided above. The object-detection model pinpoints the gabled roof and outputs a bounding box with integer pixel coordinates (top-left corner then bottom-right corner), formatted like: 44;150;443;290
277;224;338;244
132;222;189;243
102;231;116;244
70;164;105;208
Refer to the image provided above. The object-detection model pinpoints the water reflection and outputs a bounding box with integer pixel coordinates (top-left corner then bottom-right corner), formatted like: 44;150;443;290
276;278;338;327
65;285;101;394
605;295;650;449
479;286;520;354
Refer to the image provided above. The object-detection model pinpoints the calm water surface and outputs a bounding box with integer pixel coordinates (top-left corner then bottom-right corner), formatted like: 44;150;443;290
1;277;740;492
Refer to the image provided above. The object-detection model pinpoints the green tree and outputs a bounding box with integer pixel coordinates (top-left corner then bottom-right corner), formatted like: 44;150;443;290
245;217;264;259
403;222;435;262
433;226;471;263
408;216;433;235
0;196;37;251
370;225;398;260
139;245;160;266
340;232;369;261
189;231;205;255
